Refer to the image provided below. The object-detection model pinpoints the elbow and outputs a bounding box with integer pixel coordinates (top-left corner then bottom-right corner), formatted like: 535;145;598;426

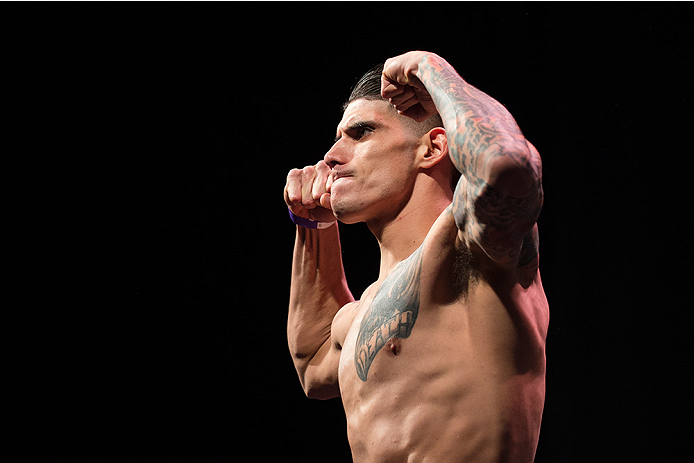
487;146;542;198
304;385;326;400
305;385;339;401
301;375;340;400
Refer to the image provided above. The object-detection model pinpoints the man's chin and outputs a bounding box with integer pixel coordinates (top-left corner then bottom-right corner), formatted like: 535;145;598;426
335;215;362;225
331;202;364;225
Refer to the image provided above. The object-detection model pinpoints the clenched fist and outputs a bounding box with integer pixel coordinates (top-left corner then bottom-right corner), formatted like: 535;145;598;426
284;160;337;224
381;51;439;122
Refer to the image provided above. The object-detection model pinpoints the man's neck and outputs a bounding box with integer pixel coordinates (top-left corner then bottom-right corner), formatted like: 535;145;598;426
367;179;452;280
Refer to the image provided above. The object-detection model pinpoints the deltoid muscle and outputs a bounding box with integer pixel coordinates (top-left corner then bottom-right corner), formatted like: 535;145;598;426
354;247;424;381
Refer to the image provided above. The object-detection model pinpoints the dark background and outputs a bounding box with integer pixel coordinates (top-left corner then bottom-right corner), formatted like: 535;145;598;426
15;3;690;461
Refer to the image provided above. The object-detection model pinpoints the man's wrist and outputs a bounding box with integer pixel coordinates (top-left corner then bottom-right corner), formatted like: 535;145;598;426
288;208;336;229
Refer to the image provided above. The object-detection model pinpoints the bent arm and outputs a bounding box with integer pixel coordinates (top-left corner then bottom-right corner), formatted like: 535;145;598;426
417;54;543;267
288;224;354;399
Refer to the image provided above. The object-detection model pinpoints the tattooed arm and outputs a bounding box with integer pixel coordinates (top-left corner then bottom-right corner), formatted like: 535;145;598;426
382;52;543;268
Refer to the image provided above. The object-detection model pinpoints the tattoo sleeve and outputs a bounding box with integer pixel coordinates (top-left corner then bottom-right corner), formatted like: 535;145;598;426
417;54;543;265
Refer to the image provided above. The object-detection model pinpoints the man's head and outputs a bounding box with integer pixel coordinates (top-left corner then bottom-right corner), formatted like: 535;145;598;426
325;64;456;225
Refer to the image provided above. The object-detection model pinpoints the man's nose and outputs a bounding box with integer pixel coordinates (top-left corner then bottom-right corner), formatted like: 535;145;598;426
324;142;345;168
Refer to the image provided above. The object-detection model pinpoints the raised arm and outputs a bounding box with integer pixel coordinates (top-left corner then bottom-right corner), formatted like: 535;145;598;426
284;161;355;399
382;51;543;268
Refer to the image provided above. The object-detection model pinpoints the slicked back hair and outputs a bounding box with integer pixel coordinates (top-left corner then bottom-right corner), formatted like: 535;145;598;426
343;63;444;137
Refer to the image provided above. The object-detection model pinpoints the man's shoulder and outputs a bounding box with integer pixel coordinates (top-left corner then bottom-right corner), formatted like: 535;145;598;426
331;300;362;348
421;205;543;296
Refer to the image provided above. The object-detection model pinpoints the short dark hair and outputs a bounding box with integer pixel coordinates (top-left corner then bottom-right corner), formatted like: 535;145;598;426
343;63;444;137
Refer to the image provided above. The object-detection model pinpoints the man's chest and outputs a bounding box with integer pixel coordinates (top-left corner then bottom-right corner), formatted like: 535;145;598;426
339;246;425;383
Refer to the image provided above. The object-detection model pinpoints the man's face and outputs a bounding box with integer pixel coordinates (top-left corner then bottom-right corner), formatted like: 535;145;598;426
326;99;422;224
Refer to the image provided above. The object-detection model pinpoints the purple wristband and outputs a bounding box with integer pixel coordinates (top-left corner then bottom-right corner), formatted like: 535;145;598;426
288;208;336;229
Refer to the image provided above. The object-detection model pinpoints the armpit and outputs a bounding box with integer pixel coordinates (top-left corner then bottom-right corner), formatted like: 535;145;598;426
518;224;539;268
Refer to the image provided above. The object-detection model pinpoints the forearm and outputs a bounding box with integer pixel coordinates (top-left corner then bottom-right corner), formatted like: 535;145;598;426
288;224;353;374
413;53;543;264
415;53;539;186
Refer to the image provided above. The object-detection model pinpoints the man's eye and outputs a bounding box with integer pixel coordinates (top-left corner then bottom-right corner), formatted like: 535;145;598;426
355;127;372;140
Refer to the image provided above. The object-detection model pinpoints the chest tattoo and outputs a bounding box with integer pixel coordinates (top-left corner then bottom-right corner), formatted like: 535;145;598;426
354;247;424;381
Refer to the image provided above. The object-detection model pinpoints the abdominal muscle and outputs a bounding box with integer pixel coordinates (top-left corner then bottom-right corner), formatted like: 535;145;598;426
337;280;547;463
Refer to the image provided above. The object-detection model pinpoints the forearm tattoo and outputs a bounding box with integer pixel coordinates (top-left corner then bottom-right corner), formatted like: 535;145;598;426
419;55;543;264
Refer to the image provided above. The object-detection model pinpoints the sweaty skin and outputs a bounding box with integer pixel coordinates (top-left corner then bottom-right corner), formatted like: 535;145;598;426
285;51;547;462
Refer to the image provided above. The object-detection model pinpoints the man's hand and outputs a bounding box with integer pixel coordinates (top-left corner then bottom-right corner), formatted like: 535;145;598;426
381;51;439;122
284;160;337;223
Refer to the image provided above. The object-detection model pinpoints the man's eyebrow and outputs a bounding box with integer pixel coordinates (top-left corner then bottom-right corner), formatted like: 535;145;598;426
334;120;382;141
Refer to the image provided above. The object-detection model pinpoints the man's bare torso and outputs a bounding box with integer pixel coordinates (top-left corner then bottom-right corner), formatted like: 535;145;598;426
332;210;549;462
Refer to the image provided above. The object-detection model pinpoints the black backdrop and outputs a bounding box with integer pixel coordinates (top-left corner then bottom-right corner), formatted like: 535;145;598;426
18;3;690;462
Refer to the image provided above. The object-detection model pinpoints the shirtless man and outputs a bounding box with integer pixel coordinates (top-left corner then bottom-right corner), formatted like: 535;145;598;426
284;51;548;462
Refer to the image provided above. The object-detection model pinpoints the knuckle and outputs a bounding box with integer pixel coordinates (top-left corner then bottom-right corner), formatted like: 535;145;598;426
287;168;301;180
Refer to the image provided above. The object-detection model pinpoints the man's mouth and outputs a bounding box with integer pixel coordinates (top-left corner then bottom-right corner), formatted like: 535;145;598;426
332;168;353;181
328;168;354;195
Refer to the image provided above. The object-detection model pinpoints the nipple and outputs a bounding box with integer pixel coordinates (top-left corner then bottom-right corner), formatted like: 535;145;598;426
386;338;401;356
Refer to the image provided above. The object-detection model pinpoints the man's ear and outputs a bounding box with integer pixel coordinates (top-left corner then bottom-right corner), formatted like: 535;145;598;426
418;127;448;169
